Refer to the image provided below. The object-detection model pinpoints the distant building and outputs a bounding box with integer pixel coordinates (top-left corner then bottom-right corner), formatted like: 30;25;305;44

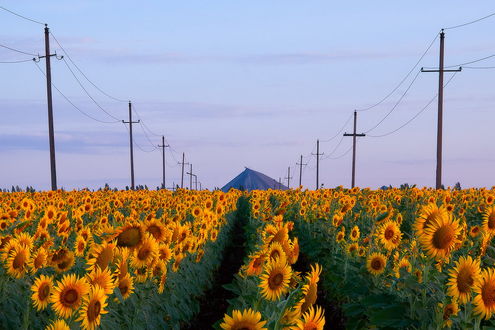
221;167;288;192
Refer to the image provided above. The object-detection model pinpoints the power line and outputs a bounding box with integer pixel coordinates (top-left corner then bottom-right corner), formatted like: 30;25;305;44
363;70;422;134
444;12;495;30
321;135;346;160
367;72;458;138
324;143;354;160
34;61;120;124
463;65;495;69
0;6;45;25
61;57;121;122
356;33;438;112
50;32;128;103
0;43;37;56
122;122;156;153
423;54;495;70
0;58;33;63
319;112;353;142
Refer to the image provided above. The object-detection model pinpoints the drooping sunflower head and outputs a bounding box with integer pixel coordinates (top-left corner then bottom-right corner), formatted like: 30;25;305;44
420;214;462;260
473;267;495;319
482;207;495;235
115;223;144;249
143;218;168;242
77;285;108;330
245;253;266;276
87;266;116;295
50;274;90;318
366;252;387;276
447;256;481;304
259;258;292;301
220;308;267;330
86;240;116;272
439;301;459;328
31;274;53;311
117;273;135;300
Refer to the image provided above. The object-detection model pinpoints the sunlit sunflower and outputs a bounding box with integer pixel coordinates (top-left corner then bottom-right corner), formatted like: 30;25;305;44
446;256;481;304
420;214;461;260
366;253;387;276
470;225;481;238
473;268;495;319
45;319;70;330
266;241;287;263
414;203;448;237
31;274;53;311
87;267;115;295
54;251;75;273
29;247;48;274
74;236;87;257
117;273;135;300
295;265;321;314
115;223;144;249
482;206;495;236
86;240;116;271
131;234;158;268
77;285;108;330
291;305;325;330
259;258;292;301
50;273;90;318
350;225;360;241
220;308;267;330
336;230;345;243
378;220;402;251
6;242;30;278
143;218;168;242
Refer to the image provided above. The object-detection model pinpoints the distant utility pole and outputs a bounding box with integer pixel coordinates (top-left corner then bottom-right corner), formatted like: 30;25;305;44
193;174;198;190
312;139;324;190
296;155;307;188
122;101;140;190
344;111;366;188
285;167;293;189
179;153;189;188
421;29;462;189
199;182;202;190
188;164;193;189
38;24;63;191
278;177;282;190
158;136;169;189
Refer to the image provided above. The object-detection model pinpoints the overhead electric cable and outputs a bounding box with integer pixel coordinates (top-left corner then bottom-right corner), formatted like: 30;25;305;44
355;33;438;112
444;12;495;30
0;58;33;63
0;43;37;56
0;6;45;25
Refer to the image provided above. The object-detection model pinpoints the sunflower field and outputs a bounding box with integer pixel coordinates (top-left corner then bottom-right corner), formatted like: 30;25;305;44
2;186;495;329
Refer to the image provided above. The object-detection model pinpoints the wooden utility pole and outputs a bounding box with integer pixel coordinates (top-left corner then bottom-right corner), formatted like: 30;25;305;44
122;101;139;190
312;139;324;190
189;164;193;189
158;136;169;189
179;153;189;188
39;24;63;190
278;177;282;190
285;167;292;189
344;111;366;188
296;155;307;188
421;30;461;189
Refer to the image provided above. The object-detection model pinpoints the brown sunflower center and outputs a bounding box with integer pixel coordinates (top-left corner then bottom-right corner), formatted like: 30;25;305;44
443;305;455;320
481;280;495;308
87;300;101;322
62;288;79;306
488;212;495;229
13;251;26;269
432;225;455;250
269;273;284;289
253;257;263;268
39;283;50;300
119;281;129;295
303;322;318;330
147;225;162;239
138;247;151;260
456;267;474;293
384;227;395;240
270;250;280;260
371;258;384;271
117;227;142;247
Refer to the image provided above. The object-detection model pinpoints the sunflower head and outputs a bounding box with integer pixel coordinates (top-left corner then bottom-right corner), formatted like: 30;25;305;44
447;256;481;304
366;252;387;276
259;258;292;301
220;308;267;330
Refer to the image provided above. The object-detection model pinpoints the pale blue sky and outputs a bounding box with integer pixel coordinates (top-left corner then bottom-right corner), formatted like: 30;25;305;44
1;1;494;190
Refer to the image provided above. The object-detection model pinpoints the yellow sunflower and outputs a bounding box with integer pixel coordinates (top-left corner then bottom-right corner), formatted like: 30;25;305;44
482;206;495;236
291;305;325;330
117;273;135;300
420;214;461;260
414;203;448;236
31;274;53;311
77;285;108;330
6;242;30;278
245;253;266;276
266;241;287;263
378;220;402;251
259;258;292;301
220;308;267;330
86;240;116;271
131;234;158;268
473;268;495;319
45;319;70;330
446;256;481;304
350;225;360;241
50;273;90;318
87;267;116;295
366;253;387;276
439;301;459;328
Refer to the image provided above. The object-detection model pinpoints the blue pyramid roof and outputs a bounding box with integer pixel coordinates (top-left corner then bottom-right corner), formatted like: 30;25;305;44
221;167;288;192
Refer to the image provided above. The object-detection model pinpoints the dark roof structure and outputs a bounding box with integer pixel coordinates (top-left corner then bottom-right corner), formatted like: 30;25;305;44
221;167;288;192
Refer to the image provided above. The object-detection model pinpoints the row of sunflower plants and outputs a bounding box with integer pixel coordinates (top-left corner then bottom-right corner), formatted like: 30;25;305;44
219;191;325;330
278;186;495;329
0;188;241;329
